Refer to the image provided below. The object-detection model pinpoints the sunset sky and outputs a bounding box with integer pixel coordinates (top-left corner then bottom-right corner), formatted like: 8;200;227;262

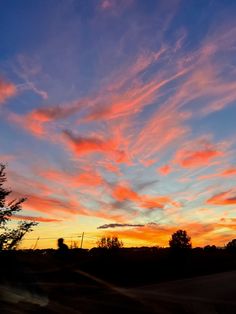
1;0;236;249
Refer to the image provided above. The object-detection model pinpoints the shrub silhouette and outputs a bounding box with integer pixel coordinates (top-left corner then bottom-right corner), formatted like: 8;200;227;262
0;163;37;250
169;229;192;249
97;236;123;249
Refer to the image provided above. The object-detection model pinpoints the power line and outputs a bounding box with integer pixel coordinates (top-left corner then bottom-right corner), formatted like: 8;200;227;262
22;235;82;241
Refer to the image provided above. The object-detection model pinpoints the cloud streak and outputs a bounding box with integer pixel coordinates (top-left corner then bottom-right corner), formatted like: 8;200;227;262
12;215;62;223
207;190;236;206
97;223;144;229
111;183;180;210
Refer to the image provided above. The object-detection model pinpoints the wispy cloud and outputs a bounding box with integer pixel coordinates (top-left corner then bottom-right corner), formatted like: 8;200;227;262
111;183;180;210
14;54;48;99
40;168;104;188
207;189;236;206
173;139;224;168
198;167;236;181
12;215;62;223
62;129;130;163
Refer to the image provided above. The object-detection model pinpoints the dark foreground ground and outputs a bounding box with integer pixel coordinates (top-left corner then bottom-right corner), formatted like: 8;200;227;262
1;248;236;313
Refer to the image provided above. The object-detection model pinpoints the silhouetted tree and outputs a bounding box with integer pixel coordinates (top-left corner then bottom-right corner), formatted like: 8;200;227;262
169;229;192;250
97;236;123;249
0;163;37;250
226;239;236;252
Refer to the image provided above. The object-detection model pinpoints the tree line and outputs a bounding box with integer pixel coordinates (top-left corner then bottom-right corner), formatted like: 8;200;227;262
97;230;236;251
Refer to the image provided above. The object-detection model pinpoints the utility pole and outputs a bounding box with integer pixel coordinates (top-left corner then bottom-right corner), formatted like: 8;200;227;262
80;232;84;249
33;237;40;250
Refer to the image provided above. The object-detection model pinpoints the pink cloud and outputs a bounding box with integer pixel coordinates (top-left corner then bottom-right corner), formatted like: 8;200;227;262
8;100;85;137
12;215;62;223
0;77;17;104
101;161;120;173
101;0;113;10
198;167;236;180
221;167;236;176
19;193;82;215
112;183;180;209
207;189;236;206
0;154;15;163
141;159;156;167
99;0;133;14
8;112;47;137
158;164;172;175
63;130;115;155
41;168;104;188
173;140;223;168
132;106;189;161
86;68;187;122
112;185;139;203
8;171;54;196
62;129;130;163
180;149;221;168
